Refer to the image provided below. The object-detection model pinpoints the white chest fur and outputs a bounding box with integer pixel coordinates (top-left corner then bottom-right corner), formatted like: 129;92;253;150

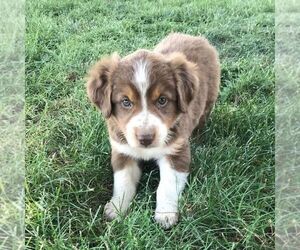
110;138;173;160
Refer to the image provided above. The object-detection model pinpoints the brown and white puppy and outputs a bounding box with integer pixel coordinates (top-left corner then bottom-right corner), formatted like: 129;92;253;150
87;33;220;229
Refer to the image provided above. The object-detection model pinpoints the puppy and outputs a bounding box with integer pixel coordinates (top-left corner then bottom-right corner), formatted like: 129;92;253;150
87;33;220;229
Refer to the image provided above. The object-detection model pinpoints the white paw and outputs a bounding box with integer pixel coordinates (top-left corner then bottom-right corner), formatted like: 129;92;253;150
104;201;120;221
155;212;179;229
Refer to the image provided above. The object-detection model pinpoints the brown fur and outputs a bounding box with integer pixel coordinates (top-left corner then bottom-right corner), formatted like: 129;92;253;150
167;143;191;172
154;33;220;133
111;149;135;171
87;53;120;118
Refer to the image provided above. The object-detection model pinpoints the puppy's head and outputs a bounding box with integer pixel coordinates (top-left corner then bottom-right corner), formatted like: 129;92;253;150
87;50;198;148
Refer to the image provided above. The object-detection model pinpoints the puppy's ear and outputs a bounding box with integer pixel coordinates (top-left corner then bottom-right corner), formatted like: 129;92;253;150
167;53;198;113
86;53;120;118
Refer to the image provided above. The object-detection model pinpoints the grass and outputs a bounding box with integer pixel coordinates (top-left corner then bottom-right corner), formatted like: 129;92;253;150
25;0;275;249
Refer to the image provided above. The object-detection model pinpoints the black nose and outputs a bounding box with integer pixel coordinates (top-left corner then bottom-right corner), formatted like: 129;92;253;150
138;134;154;147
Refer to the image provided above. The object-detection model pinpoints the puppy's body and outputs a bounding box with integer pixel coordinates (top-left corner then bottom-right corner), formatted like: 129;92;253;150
87;33;220;228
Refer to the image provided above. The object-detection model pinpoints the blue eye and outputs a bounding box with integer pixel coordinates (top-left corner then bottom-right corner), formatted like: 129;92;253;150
157;96;168;107
121;97;133;109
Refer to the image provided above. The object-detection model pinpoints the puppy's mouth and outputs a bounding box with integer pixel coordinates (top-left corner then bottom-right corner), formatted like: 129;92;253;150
127;137;162;149
130;140;157;149
137;144;155;149
131;145;161;152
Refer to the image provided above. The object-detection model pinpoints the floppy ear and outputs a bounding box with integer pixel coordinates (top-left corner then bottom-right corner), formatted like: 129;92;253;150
86;53;120;118
167;53;198;113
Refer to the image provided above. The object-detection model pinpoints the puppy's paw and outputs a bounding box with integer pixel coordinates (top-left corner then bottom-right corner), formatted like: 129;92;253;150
104;202;120;221
155;212;178;229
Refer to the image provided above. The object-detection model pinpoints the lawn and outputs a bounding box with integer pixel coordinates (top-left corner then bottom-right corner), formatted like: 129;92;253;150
26;0;275;249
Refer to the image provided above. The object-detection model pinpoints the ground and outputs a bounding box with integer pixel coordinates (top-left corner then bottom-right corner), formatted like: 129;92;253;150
26;0;275;249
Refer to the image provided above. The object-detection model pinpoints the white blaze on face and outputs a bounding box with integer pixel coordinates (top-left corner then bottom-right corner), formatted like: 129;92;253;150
124;59;168;148
133;59;149;108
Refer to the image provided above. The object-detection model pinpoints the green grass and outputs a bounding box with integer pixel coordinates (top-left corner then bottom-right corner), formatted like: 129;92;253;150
26;0;275;249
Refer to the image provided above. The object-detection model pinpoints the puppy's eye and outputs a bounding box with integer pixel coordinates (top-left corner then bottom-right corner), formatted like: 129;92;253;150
121;97;133;109
157;96;168;107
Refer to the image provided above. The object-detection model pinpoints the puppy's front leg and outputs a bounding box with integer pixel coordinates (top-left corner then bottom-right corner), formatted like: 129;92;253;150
104;151;141;221
155;157;189;229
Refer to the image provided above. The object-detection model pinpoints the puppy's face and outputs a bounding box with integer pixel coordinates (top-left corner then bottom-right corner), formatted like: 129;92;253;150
87;50;198;149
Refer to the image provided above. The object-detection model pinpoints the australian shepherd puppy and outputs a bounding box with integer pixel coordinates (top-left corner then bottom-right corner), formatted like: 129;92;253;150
87;33;220;228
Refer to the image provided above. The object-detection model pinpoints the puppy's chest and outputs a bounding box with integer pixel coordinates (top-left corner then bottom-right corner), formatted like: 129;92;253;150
110;139;173;160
